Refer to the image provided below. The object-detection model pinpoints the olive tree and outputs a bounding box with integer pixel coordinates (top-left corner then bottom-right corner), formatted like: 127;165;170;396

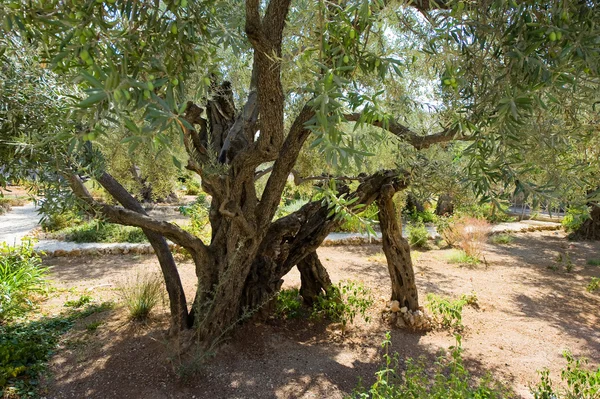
1;0;598;341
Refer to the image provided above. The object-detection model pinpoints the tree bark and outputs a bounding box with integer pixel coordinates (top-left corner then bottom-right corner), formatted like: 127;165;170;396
377;183;420;311
570;202;600;240
94;172;190;331
435;193;454;216
297;252;332;306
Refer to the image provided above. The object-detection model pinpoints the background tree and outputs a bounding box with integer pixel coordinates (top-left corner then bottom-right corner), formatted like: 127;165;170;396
1;0;598;342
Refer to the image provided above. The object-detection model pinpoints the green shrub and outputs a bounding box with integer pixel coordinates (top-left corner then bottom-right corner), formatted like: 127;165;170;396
425;293;475;329
184;178;202;196
349;333;510;399
275;288;303;319
0;241;49;323
64;294;93;309
531;351;600;399
0;301;114;396
407;220;429;248
312;281;373;333
118;271;164;321
178;198;211;241
0;317;72;393
587;259;600;266
490;233;515;245
562;206;590;233
57;220;147;243
406;208;437;224
456;202;514;223
587;278;600;293
41;209;84;232
337;203;379;232
447;249;480;265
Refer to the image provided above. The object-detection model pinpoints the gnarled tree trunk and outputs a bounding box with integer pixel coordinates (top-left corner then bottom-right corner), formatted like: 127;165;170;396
377;183;420;311
570;202;600;240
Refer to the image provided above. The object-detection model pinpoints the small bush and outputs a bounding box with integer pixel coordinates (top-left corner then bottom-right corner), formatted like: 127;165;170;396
57;220;147;243
0;317;72;392
179;199;211;241
0;241;49;323
118;271;164;321
531;351;600;399
456;202;514;223
406;208;437;224
426;293;476;329
349;333;510;399
337;203;379;233
447;249;480;265
0;301;113;396
562;206;590;233
407;220;429;248
40;209;84;232
438;216;491;259
275;288;303;319
587;278;600;293
490;233;515;245
183;178;202;196
312;281;373;333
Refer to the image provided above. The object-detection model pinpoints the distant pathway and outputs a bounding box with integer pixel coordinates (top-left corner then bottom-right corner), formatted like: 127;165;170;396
0;205;562;256
0;203;40;246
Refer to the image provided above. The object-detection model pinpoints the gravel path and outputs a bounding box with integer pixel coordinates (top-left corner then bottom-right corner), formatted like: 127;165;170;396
0;203;40;246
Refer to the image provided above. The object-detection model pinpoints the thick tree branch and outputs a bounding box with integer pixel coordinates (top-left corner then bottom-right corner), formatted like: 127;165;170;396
256;105;314;227
66;174;209;256
344;113;465;150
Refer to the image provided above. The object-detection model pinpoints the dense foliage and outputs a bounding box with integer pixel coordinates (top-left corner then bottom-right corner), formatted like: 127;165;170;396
0;242;48;323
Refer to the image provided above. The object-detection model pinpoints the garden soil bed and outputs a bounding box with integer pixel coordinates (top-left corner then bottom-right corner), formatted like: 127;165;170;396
38;230;600;399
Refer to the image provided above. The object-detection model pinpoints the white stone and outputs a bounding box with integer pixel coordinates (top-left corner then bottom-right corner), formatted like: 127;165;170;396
400;306;408;313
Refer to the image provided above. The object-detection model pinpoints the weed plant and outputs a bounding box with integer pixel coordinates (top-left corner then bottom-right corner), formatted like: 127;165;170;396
0;241;49;323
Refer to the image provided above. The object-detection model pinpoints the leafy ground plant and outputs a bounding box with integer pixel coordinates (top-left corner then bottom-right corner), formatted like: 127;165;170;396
0;301;114;397
447;249;480;266
118;271;164;321
531;351;600;399
348;333;511;398
312;281;373;333
426;293;477;329
490;233;515;245
407;220;429;248
55;220;147;243
587;259;600;266
0;241;49;323
275;288;303;319
64;294;93;309
586;278;600;293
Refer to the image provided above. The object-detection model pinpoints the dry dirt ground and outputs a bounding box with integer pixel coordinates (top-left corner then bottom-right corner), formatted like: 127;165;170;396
37;231;600;399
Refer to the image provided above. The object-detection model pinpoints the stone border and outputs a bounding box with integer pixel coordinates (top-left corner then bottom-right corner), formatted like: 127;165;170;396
37;221;563;257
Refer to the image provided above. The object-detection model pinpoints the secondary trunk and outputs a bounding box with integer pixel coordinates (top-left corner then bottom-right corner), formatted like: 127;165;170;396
298;251;332;306
377;183;420;310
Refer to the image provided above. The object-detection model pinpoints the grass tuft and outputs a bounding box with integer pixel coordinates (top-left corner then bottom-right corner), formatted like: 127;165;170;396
447;249;480;265
118;271;164;322
490;233;515;245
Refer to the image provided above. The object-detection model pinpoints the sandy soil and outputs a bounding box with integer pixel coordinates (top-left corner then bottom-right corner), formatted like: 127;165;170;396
38;230;600;399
